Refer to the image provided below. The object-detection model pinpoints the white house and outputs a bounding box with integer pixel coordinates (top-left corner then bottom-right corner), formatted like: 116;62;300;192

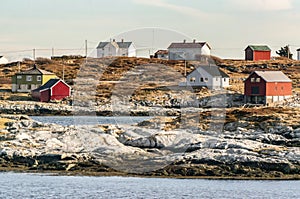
179;64;230;89
168;40;211;61
96;39;136;58
297;48;300;61
0;56;8;64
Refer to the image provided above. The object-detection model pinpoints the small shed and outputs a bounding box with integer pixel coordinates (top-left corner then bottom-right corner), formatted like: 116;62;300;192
244;71;292;105
245;45;271;61
154;50;169;60
32;79;71;102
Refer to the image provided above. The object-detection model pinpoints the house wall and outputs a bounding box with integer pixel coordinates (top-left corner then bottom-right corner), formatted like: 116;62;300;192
245;48;253;60
200;44;211;56
50;81;70;101
40;90;50;102
97;43;117;58
42;74;57;85
127;44;136;57
169;48;202;61
0;57;8;64
244;73;266;96
253;51;271;61
297;51;300;61
265;82;292;96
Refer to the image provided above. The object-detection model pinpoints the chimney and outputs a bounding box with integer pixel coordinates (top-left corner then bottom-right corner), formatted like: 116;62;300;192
121;39;124;43
183;39;186;43
193;39;196;43
112;39;115;42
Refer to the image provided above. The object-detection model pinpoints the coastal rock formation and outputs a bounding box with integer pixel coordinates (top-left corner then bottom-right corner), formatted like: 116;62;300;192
0;113;300;178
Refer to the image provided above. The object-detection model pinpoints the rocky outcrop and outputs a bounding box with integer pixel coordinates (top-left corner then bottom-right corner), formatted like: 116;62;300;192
0;114;300;178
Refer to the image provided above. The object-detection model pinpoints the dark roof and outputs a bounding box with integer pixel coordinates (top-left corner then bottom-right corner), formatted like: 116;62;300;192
297;48;300;51
32;79;61;92
0;56;3;59
246;45;271;51
168;42;211;49
190;64;229;78
16;65;54;75
96;41;133;49
252;71;291;82
155;50;168;55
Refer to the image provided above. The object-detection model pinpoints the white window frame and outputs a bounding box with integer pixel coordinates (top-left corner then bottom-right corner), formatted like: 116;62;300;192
37;76;42;81
26;76;32;82
17;75;22;79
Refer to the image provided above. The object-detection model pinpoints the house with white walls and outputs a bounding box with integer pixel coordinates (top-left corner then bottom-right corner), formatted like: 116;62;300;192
0;56;8;64
168;40;211;61
96;39;136;58
179;64;230;89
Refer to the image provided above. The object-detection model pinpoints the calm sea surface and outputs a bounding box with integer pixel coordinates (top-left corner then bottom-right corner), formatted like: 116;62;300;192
0;173;299;199
31;116;152;126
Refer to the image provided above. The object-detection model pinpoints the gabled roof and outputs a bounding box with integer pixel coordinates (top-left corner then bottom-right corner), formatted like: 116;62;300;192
96;41;133;49
32;78;70;93
251;71;292;82
16;65;54;75
246;45;271;51
168;42;211;49
189;64;229;78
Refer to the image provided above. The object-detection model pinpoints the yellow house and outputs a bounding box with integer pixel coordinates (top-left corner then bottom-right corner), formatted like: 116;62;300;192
12;65;57;93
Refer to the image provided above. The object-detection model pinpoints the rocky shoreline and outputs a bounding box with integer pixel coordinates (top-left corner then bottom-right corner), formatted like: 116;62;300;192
0;114;299;179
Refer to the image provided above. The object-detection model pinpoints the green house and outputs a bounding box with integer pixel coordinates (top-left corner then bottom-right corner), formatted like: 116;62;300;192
12;65;57;93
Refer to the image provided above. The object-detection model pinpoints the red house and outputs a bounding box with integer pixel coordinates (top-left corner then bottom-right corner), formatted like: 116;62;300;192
244;71;292;105
245;45;271;61
32;79;71;102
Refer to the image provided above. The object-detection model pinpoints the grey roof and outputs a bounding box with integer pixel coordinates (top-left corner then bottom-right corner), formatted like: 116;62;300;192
96;41;133;49
191;64;229;78
253;71;292;82
16;65;54;75
168;42;211;49
245;45;271;51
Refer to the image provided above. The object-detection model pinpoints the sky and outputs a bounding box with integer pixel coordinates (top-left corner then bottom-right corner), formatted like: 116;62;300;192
1;0;300;60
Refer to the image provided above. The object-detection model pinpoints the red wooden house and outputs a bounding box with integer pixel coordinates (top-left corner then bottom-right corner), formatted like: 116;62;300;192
245;45;271;61
32;79;71;102
244;71;292;105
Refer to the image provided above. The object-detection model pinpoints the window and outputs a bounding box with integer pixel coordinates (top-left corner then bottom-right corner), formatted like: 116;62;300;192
224;78;227;82
17;75;22;79
200;78;204;82
251;86;259;94
27;84;31;90
37;76;41;81
251;78;255;82
18;84;21;89
281;87;284;90
256;78;260;82
216;78;219;81
190;77;196;82
204;78;208;82
26;76;32;82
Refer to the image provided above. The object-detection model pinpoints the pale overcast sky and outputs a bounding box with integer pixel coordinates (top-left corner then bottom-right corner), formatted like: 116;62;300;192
1;0;300;60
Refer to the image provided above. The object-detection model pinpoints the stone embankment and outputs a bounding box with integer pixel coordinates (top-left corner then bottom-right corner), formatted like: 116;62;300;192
0;114;299;179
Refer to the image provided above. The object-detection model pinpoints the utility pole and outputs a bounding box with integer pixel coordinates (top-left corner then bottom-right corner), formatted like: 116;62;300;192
33;48;36;60
62;65;65;81
287;44;290;59
52;48;54;57
85;40;88;63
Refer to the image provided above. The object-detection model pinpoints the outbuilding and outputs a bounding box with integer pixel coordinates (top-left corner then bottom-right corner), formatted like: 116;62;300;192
32;79;71;102
244;71;292;105
245;45;271;61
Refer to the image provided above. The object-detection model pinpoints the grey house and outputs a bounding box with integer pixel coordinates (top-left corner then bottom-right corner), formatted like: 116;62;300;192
179;64;230;89
96;39;136;58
